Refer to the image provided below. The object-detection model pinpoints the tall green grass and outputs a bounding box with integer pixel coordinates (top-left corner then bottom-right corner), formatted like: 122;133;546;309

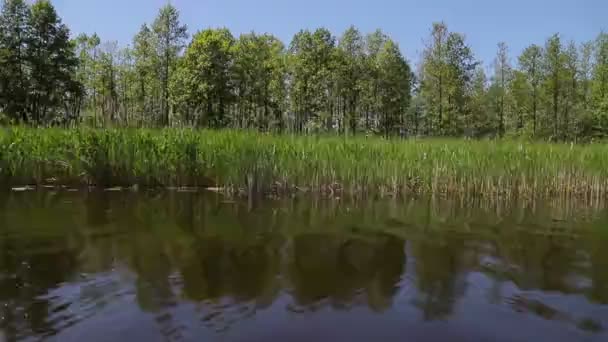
1;127;608;198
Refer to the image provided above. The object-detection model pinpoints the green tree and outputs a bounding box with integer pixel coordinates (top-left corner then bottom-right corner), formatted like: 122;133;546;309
232;32;286;130
96;42;119;125
133;24;159;126
171;28;234;127
542;34;564;139
337;26;365;135
361;29;389;132
420;23;477;136
420;23;449;135
577;41;594;138
74;33;101;125
562;41;578;140
518;44;543;136
26;0;81;125
469;66;490;136
444;31;477;135
114;46;136;126
408;79;424;136
133;24;160;123
0;0;30;122
591;32;608;137
509;70;531;134
288;28;337;132
593;33;608;103
375;39;412;136
152;4;187;126
492;42;511;137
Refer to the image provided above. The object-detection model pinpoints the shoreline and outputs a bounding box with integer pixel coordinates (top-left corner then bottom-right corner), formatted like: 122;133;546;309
1;127;608;199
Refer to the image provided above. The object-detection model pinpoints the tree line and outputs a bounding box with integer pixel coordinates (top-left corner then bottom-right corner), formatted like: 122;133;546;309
1;0;608;140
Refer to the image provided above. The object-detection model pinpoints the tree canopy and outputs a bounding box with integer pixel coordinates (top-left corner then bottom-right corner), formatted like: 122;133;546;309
0;0;607;141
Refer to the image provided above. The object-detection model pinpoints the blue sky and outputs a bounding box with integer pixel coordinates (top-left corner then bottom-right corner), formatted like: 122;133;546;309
53;0;606;67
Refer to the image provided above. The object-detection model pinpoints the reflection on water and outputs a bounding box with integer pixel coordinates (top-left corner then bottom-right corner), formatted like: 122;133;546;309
0;191;607;341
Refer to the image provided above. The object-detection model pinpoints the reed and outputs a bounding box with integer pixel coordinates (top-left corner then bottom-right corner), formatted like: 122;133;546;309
1;127;608;198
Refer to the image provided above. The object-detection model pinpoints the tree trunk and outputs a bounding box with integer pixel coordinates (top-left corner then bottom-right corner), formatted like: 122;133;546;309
500;67;505;137
532;87;537;136
553;73;559;139
438;74;443;136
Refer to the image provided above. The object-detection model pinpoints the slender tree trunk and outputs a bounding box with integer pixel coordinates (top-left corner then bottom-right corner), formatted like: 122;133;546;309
500;67;505;137
349;95;357;135
532;87;537;136
264;89;269;131
553;72;559;139
16;26;26;122
438;74;443;136
219;95;225;127
414;102;419;136
518;110;523;130
365;105;370;131
163;21;171;127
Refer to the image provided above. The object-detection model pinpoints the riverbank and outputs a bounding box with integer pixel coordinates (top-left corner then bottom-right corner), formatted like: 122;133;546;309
1;127;608;198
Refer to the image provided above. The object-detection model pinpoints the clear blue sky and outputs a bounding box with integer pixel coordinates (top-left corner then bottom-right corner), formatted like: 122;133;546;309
54;0;606;67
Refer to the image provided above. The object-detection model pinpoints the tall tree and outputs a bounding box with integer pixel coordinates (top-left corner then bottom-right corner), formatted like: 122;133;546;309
509;70;530;133
232;32;286;130
337;26;365;135
562;41;578;139
493;42;511;137
375;39;412;136
26;0;80;125
469;66;490;136
579;41;594;111
114;46;136;126
96;42;119;125
171;28;234;127
362;29;389;132
444;31;477;135
591;32;608;137
593;32;608;103
543;34;564;139
152;4;187;126
74;33;101;125
518;44;543;136
133;24;158;126
577;41;594;138
0;0;30;121
420;23;449;135
420;23;477;136
288;28;337;132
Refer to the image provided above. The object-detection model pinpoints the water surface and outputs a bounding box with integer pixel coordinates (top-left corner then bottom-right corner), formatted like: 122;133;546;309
0;191;607;341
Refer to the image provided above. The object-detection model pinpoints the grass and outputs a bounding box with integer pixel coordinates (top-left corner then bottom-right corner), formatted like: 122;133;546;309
1;127;608;198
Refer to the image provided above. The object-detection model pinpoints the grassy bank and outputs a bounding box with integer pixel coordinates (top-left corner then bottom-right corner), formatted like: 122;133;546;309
1;127;608;198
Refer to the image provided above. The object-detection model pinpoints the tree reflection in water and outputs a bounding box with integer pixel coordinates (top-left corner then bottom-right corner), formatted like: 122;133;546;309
0;191;606;340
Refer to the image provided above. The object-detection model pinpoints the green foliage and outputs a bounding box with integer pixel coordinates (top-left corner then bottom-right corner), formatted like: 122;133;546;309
132;24;159;125
0;0;80;125
376;39;412;136
288;28;338;132
419;22;478;136
0;2;608;141
171;28;234;127
0;0;30;121
337;26;365;135
232;32;286;131
152;4;187;126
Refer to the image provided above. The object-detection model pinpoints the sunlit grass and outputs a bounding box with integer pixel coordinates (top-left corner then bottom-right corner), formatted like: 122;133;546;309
1;127;608;198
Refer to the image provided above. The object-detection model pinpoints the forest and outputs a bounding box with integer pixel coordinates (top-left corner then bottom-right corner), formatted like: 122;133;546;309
1;0;608;141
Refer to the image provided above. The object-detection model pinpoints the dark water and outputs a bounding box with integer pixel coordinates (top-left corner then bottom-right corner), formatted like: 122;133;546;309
0;191;607;342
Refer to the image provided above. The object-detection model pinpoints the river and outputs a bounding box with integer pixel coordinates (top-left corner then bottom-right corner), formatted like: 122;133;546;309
0;191;606;341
